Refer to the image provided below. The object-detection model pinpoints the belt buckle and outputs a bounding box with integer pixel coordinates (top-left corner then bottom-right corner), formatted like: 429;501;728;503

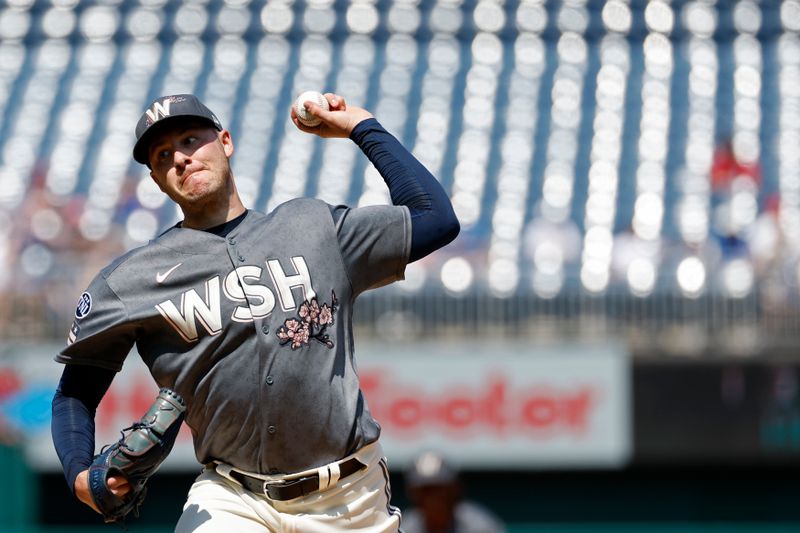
261;478;286;498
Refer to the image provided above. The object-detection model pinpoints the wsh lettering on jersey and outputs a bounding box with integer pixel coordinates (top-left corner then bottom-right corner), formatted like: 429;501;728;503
155;256;315;342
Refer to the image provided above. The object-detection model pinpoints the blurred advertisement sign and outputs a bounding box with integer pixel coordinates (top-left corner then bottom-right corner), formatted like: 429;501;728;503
4;342;630;471
357;342;631;468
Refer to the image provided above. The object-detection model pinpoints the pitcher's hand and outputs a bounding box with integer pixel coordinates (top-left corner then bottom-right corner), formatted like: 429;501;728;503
74;469;131;514
291;93;374;138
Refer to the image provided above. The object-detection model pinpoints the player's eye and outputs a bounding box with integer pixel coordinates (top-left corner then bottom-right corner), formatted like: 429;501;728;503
153;148;171;164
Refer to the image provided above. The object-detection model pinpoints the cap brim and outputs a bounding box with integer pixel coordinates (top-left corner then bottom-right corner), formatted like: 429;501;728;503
133;114;221;165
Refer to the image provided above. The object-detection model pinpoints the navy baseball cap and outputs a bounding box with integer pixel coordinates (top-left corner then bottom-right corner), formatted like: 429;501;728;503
405;451;459;488
133;94;222;165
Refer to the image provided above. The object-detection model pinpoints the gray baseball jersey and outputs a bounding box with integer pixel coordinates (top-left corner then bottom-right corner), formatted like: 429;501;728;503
56;198;411;475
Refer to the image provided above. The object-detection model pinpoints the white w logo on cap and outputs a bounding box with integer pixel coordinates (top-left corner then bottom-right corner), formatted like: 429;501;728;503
145;99;171;122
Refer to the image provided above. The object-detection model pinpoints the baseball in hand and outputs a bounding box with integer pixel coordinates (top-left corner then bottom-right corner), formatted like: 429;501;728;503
294;91;329;127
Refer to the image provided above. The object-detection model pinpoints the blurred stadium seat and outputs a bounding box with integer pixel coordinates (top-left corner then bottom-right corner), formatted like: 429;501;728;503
0;0;798;351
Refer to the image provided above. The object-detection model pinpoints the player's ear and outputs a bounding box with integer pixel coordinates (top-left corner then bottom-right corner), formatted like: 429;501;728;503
219;129;234;158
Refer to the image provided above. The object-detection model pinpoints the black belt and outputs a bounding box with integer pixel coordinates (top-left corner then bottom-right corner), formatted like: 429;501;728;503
229;457;366;501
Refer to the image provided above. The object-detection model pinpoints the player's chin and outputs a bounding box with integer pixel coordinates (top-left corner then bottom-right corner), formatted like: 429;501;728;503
179;180;216;203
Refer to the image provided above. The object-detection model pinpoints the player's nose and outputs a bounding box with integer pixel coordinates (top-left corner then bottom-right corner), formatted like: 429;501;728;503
173;149;191;168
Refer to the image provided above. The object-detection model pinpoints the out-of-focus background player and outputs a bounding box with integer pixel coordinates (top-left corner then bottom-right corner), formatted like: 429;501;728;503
402;451;505;533
1;1;800;532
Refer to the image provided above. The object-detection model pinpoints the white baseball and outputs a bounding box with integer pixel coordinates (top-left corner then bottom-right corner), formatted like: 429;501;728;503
294;91;329;127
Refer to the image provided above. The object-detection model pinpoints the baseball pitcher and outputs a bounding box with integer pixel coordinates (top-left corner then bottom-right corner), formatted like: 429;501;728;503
50;93;459;531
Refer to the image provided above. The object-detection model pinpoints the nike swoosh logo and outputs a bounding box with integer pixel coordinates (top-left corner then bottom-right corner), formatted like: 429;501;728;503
156;263;182;284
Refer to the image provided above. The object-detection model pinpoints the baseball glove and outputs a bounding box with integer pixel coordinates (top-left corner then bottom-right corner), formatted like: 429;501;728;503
88;388;186;523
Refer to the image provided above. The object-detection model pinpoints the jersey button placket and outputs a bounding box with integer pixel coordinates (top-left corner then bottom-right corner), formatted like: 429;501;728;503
225;235;244;263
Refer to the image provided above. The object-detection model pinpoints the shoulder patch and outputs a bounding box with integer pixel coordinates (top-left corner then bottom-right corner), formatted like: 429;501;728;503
75;292;92;319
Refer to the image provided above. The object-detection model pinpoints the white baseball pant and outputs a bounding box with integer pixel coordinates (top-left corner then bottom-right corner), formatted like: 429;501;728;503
174;441;401;532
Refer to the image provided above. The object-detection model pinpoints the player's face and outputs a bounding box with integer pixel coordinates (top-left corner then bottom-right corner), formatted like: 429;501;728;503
411;484;459;530
147;120;234;207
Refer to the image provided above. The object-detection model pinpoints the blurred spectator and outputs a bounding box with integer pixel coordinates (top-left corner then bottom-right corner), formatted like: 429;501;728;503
402;451;506;533
704;136;772;299
711;139;760;191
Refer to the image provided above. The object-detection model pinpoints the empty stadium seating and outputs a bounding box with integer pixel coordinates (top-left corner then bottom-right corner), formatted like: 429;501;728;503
0;0;798;342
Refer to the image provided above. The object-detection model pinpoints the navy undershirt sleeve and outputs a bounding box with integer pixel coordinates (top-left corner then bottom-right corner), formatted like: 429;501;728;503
51;364;115;493
350;118;460;262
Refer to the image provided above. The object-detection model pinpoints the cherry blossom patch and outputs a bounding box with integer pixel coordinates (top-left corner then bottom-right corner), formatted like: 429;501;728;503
276;291;338;350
